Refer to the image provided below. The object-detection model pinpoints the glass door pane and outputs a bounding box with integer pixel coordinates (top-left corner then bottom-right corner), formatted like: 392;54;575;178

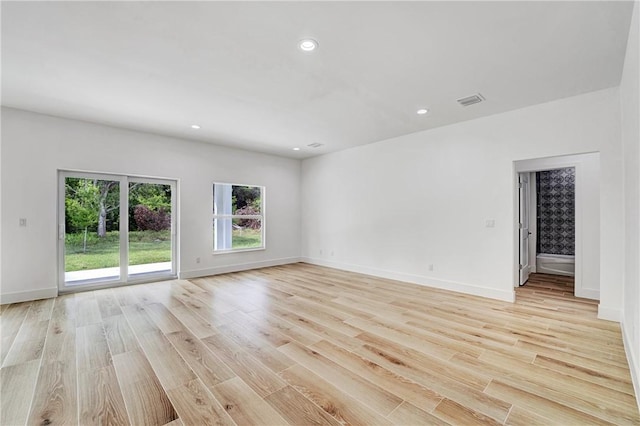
128;181;173;276
64;177;120;284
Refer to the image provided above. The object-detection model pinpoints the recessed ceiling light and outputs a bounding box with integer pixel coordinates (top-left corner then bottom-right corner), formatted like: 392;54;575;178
191;124;201;129
292;147;301;151
416;108;429;115
298;39;318;52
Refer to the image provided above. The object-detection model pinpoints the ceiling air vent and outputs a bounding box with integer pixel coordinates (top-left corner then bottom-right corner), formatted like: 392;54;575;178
457;93;485;107
307;142;324;148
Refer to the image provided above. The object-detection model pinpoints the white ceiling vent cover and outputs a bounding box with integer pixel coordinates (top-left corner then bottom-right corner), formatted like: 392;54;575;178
457;93;485;107
307;142;324;148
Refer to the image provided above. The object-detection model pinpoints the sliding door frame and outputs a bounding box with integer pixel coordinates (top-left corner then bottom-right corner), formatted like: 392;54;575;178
58;170;178;293
127;176;178;280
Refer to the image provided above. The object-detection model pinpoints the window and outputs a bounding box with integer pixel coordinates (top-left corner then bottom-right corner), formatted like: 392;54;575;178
213;183;264;252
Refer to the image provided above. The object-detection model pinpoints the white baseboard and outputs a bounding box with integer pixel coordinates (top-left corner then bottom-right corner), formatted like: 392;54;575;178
0;259;301;303
179;257;301;280
621;320;640;412
575;288;600;300
0;287;58;305
597;305;621;322
301;257;515;303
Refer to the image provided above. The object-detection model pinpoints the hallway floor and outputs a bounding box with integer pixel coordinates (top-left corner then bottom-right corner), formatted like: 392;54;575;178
517;273;599;319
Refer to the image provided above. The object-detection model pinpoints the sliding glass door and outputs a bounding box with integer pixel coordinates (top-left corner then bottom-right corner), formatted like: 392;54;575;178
62;175;123;283
128;179;173;277
59;171;176;291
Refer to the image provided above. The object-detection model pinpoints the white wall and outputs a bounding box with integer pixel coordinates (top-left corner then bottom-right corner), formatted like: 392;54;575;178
0;107;301;303
620;1;640;409
302;88;623;309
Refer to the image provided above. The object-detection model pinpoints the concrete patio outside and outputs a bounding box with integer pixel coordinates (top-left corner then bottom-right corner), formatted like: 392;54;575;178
65;261;172;283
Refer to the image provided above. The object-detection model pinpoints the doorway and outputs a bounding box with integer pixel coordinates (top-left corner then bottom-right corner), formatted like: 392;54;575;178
514;153;601;300
519;168;576;292
58;171;177;292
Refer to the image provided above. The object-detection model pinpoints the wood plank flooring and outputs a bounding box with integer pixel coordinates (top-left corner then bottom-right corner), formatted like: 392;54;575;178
1;263;638;425
524;272;576;295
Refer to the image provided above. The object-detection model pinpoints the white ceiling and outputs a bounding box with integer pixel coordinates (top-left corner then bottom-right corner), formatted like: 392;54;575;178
1;1;634;158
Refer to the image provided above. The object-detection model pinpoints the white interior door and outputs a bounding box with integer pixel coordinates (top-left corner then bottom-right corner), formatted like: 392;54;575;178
519;173;531;285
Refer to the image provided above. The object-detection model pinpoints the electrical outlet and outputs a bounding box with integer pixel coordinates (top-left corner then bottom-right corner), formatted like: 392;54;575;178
19;218;27;227
319;249;323;255
196;257;201;264
428;264;434;271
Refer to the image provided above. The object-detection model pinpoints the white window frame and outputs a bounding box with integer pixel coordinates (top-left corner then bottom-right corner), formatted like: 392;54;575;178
212;182;265;253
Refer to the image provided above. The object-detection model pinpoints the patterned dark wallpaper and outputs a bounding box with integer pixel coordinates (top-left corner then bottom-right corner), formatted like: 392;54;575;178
536;168;575;256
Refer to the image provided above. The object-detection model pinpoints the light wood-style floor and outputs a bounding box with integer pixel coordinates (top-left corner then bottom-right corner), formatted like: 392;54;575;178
1;264;638;425
523;272;576;296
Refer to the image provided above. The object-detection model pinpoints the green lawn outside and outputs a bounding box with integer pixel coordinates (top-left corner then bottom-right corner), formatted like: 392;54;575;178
232;228;262;249
65;228;262;272
65;230;171;272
